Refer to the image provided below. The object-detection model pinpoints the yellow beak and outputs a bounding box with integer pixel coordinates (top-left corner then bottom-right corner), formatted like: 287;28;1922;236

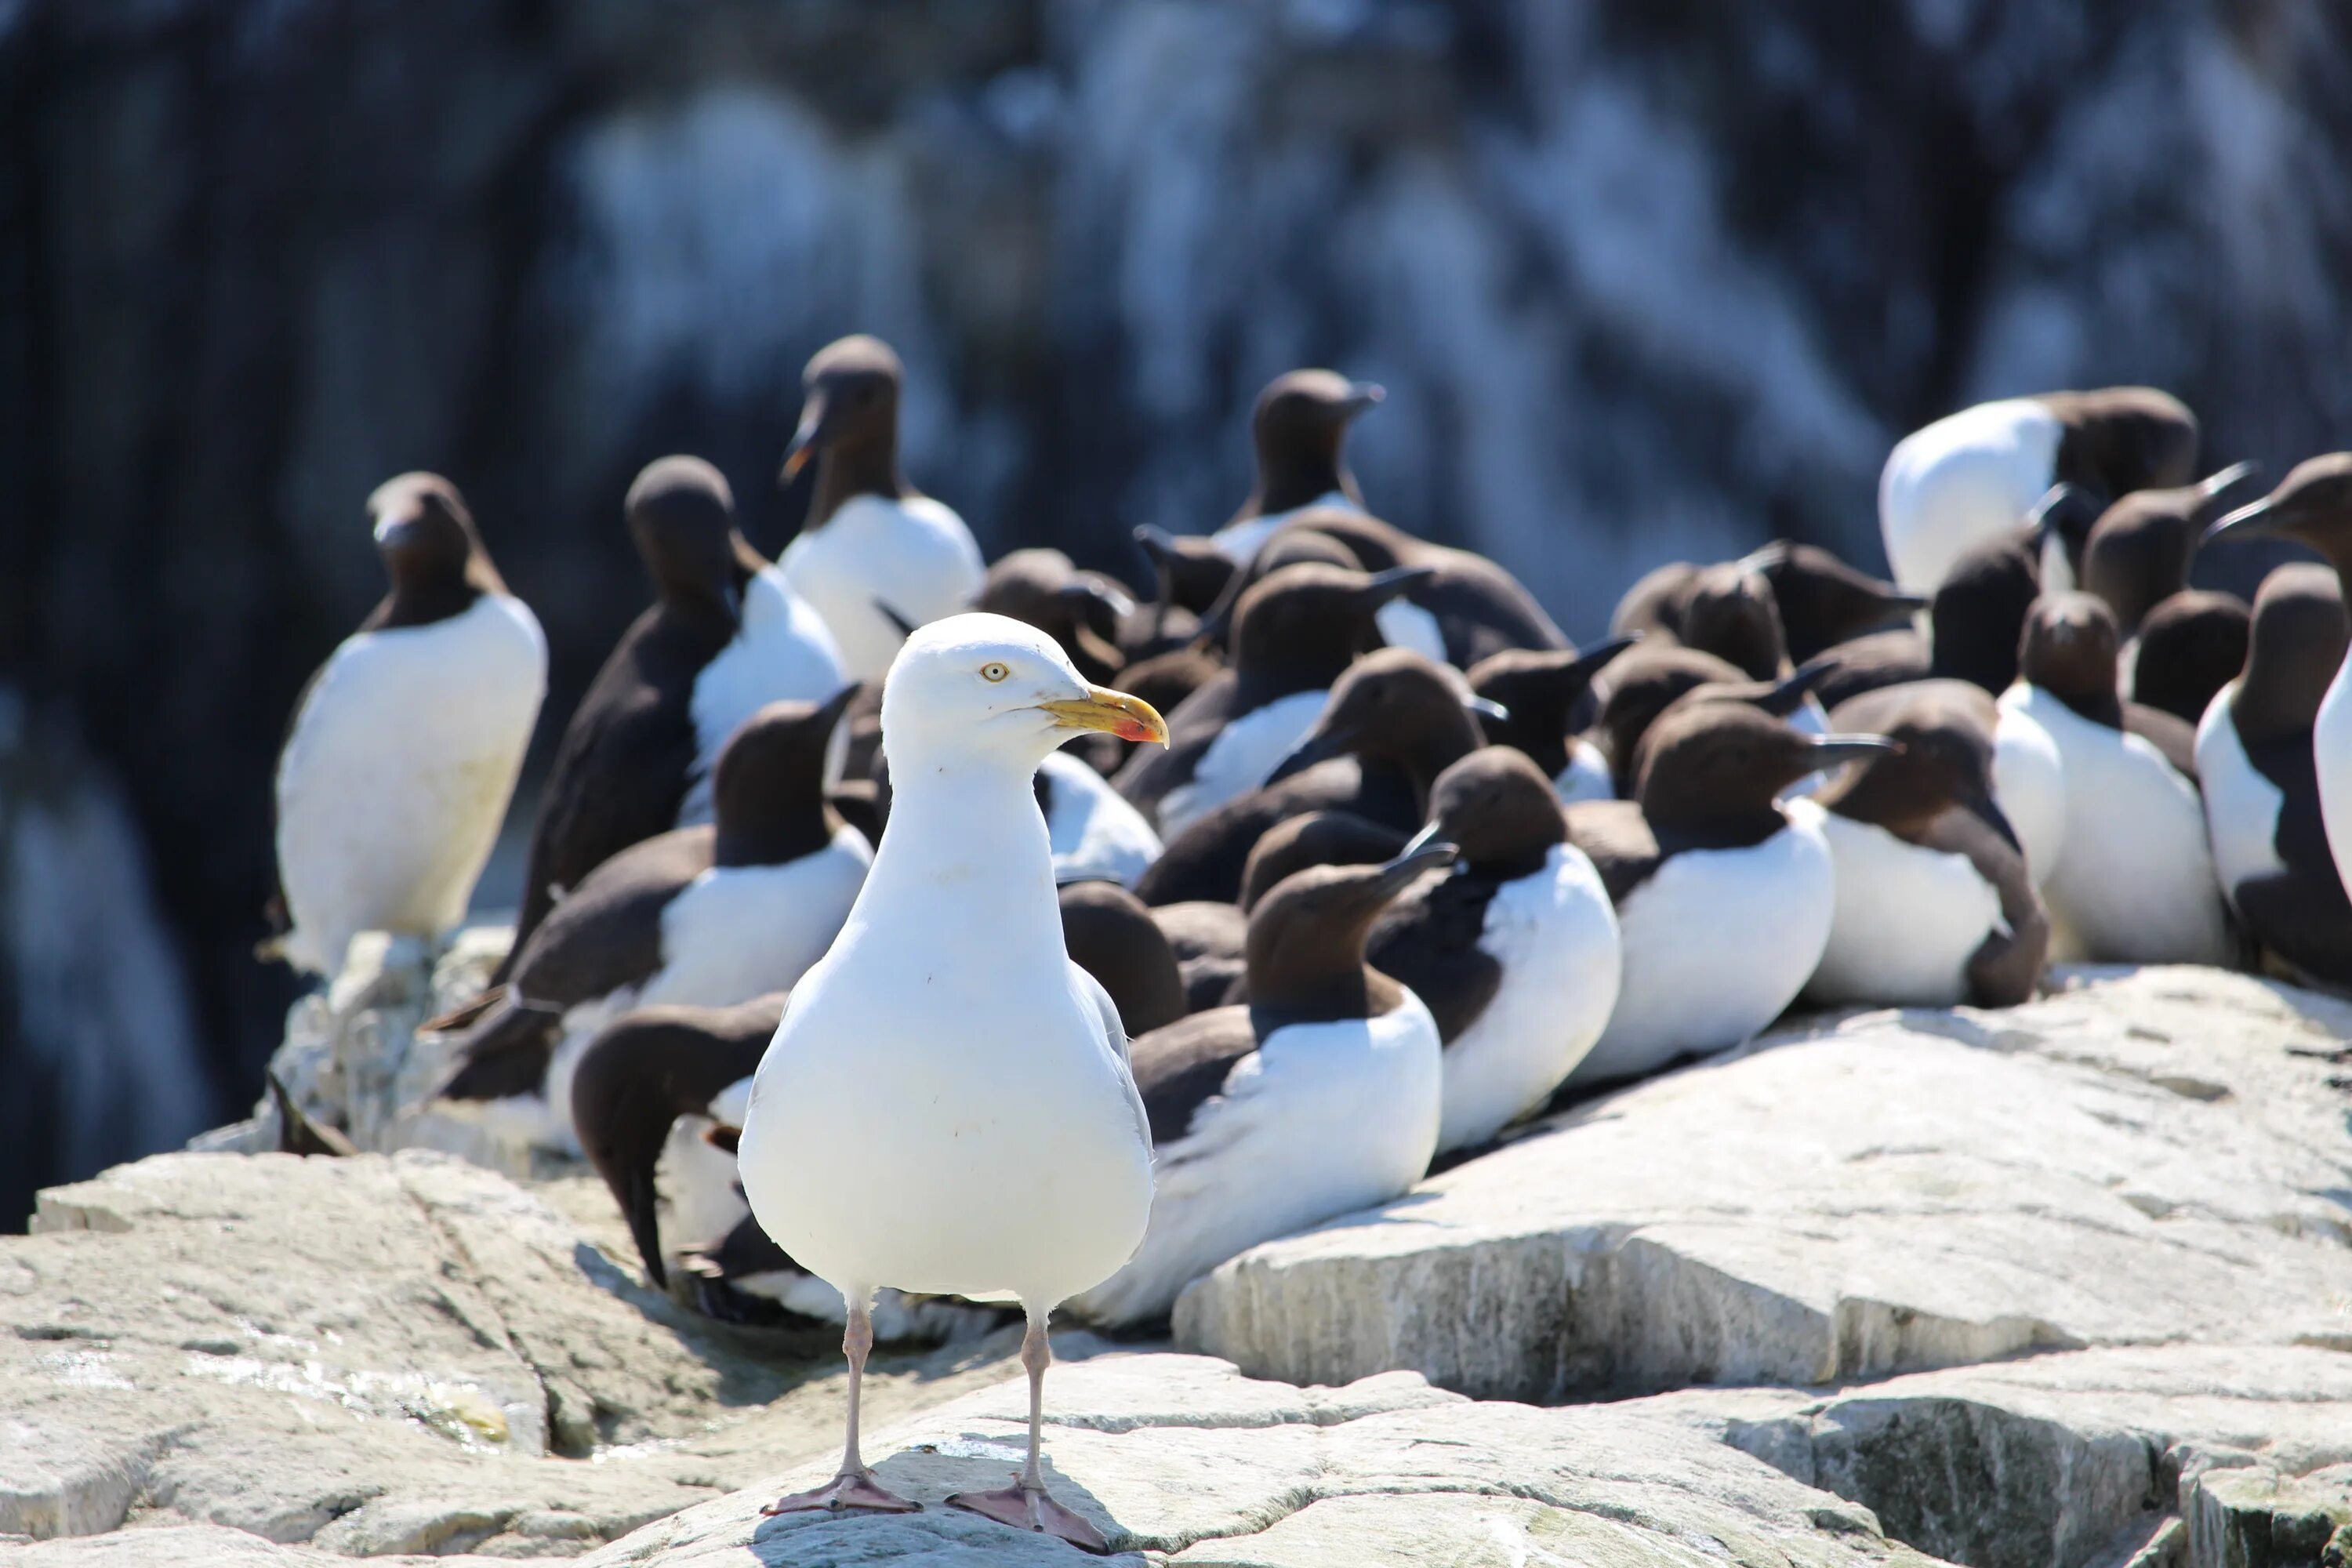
1037;686;1169;747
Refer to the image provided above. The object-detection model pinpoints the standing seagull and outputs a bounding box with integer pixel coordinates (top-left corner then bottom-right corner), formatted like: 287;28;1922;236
776;335;985;682
499;457;843;974
271;474;545;977
738;615;1164;1552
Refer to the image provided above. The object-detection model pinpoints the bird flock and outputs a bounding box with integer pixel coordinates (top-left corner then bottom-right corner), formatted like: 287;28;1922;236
269;338;2352;1551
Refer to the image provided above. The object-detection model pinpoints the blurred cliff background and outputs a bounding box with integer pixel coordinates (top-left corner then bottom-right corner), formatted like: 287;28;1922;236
3;0;2349;1225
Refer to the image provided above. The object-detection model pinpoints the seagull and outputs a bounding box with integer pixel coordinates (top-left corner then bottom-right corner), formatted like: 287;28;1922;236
737;612;1165;1554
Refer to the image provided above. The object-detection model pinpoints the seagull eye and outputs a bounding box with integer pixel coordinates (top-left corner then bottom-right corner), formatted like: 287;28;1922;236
981;662;1010;683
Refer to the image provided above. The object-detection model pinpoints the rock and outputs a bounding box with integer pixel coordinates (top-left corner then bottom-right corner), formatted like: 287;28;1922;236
573;1353;1946;1567
1174;967;2352;1401
0;1150;1052;1555
1665;1344;2352;1568
8;1521;514;1566
199;926;551;1179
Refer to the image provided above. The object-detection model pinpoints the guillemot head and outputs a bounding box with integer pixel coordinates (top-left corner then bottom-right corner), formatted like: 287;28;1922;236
780;334;905;485
879;612;1167;774
1250;368;1383;514
2079;462;2258;632
368;472;504;604
625;456;741;620
1410;747;1568;873
2018;592;2123;718
1264;648;1501;788
1635;704;1896;828
2203;452;2352;579
2234;563;2350;742
1678;564;1791;683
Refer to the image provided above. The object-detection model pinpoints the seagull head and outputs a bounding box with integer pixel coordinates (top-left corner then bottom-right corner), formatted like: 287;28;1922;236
878;612;1168;774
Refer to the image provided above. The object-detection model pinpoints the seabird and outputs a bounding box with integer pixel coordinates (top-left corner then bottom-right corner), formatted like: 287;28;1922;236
1366;749;1622;1153
2192;564;2352;985
1210;369;1383;565
1878;387;2200;594
1998;593;2229;964
1238;808;1408;913
1055;880;1187;1038
1465;636;1640;804
2131;590;2252;728
270;473;546;978
498;456;844;975
776;335;985;682
1066;844;1455;1330
1560;705;1893;1091
1613;543;1921;666
1583;644;1749;797
737;613;1163;1550
2202;454;2352;922
1134;648;1494;906
1114;561;1429;838
1806;682;2049;1008
433;689;869;1145
976;547;1137;686
1125;524;1235;661
2077;463;2257;714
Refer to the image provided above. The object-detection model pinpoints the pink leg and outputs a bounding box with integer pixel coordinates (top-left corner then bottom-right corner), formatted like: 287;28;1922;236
946;1308;1111;1553
761;1296;920;1516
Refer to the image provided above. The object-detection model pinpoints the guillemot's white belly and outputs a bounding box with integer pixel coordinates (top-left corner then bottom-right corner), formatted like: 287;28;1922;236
677;565;845;826
1878;397;2063;593
1073;993;1441;1327
1209;492;1356;564
276;593;546;977
1039;751;1163;887
1566;802;1835;1090
1554;739;1615;805
1991;702;2068;888
1438;844;1621;1153
642;831;872;1008
1156;688;1329;840
2313;661;2352;903
2002;684;2228;965
2194;684;2286;907
781;494;985;684
1806;812;2002;1008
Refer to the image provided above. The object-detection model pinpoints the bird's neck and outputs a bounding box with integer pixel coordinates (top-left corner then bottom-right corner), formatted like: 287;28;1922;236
1251;449;1355;518
863;760;1060;925
808;437;910;530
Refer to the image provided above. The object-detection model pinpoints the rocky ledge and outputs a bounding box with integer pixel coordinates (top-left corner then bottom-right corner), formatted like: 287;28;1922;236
5;964;2348;1566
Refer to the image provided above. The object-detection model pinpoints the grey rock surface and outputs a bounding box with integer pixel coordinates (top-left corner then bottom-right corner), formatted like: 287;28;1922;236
10;965;2351;1566
0;1150;1052;1557
1648;1344;2352;1568
573;1353;1946;1568
1176;967;2352;1403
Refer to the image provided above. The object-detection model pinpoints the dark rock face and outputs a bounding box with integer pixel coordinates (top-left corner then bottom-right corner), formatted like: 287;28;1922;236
3;1;2350;1209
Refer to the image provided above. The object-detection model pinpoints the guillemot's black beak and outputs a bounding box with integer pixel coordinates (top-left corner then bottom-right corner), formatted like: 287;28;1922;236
779;393;831;485
1807;734;1902;767
1463;694;1510;723
1375;839;1458;894
2203;495;2278;546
